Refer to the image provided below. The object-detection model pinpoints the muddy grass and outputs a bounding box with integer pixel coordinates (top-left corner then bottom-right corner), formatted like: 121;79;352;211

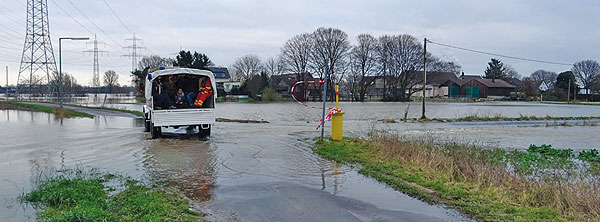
0;101;94;118
314;135;600;221
0;101;36;111
23;170;201;222
400;114;600;123
216;118;269;123
69;104;144;117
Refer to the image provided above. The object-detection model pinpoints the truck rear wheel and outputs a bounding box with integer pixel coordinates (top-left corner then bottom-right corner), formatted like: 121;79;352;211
150;123;162;139
144;114;150;132
198;124;211;140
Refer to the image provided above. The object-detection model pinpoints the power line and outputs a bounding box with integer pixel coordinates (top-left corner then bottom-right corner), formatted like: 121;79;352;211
101;0;133;34
65;0;126;50
48;0;95;34
427;40;573;66
48;0;130;76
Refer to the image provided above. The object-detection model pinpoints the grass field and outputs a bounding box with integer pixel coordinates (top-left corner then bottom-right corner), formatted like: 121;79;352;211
0;101;94;118
23;170;201;222
314;135;600;221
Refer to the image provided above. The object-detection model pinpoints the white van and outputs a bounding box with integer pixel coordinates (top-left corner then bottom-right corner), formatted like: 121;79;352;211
143;67;216;139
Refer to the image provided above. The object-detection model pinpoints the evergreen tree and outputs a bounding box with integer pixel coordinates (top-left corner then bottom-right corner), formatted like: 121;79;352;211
173;50;214;70
555;71;577;92
484;58;506;80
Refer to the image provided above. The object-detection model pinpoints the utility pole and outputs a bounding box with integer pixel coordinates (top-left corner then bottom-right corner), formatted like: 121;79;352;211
122;33;145;72
84;34;108;91
567;79;571;104
320;65;329;141
17;0;58;98
5;66;8;100
573;81;577;102
421;38;427;119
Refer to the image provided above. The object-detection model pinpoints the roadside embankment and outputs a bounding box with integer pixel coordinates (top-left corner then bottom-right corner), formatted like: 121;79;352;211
314;134;600;221
23;170;201;221
68;104;144;117
0;101;93;118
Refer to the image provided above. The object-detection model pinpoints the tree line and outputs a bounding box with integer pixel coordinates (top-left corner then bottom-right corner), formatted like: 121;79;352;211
130;27;600;102
228;27;461;101
481;58;600;101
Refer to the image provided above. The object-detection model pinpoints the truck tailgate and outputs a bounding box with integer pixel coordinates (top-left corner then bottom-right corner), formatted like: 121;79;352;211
152;109;215;127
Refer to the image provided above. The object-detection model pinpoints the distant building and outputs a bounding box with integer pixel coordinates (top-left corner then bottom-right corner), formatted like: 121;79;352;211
413;72;463;98
270;73;319;100
460;78;515;99
207;66;241;94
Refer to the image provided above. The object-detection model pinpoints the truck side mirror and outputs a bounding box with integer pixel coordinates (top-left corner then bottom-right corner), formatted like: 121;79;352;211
147;74;152;80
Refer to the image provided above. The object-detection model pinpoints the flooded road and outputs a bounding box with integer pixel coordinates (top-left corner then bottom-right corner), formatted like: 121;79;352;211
2;101;599;221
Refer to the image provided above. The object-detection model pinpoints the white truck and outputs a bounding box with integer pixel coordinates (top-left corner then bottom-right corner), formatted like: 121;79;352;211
143;67;216;139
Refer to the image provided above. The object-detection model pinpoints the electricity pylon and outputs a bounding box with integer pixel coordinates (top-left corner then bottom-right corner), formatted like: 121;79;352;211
17;0;58;97
84;34;108;91
122;33;145;72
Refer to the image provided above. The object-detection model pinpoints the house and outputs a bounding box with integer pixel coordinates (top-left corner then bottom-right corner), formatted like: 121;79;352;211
269;72;320;99
413;72;463;98
206;66;241;94
224;81;241;93
460;78;515;99
459;73;483;81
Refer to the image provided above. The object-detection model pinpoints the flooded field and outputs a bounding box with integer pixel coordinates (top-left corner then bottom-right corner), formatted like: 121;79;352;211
1;101;598;221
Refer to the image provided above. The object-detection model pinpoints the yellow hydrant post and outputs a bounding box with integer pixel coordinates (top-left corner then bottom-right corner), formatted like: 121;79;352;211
331;85;344;141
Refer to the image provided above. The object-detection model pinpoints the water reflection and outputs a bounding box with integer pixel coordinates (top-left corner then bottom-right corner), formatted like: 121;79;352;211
142;138;216;201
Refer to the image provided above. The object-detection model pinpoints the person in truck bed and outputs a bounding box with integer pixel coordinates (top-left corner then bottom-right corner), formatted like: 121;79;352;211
174;88;187;108
152;76;173;109
193;76;213;108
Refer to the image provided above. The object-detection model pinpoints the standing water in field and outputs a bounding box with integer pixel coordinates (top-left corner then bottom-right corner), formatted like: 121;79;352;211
1;101;598;221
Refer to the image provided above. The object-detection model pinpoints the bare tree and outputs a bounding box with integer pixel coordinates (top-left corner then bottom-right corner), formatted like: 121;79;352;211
138;55;174;71
279;33;315;100
504;65;522;80
310;27;351;100
350;33;379;101
263;56;284;76
572;60;600;94
530;69;557;89
429;60;462;76
520;77;539;100
231;54;263;82
376;35;394;100
103;70;119;93
280;33;313;74
387;34;426;101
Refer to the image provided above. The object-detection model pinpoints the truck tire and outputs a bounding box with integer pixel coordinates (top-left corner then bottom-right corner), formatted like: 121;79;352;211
198;124;211;140
150;122;162;139
144;114;150;132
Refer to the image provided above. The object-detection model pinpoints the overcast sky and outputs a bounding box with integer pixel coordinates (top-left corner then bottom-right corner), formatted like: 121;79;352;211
1;0;599;86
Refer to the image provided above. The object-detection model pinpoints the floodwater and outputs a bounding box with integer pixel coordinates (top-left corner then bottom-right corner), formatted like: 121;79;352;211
1;101;599;221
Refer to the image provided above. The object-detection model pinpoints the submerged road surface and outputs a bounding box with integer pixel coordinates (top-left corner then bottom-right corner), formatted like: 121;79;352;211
0;103;469;221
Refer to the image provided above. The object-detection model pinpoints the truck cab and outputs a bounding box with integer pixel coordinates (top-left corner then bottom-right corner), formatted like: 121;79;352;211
143;67;216;139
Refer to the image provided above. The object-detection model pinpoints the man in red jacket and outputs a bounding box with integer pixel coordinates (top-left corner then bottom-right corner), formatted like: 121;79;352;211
194;76;213;107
